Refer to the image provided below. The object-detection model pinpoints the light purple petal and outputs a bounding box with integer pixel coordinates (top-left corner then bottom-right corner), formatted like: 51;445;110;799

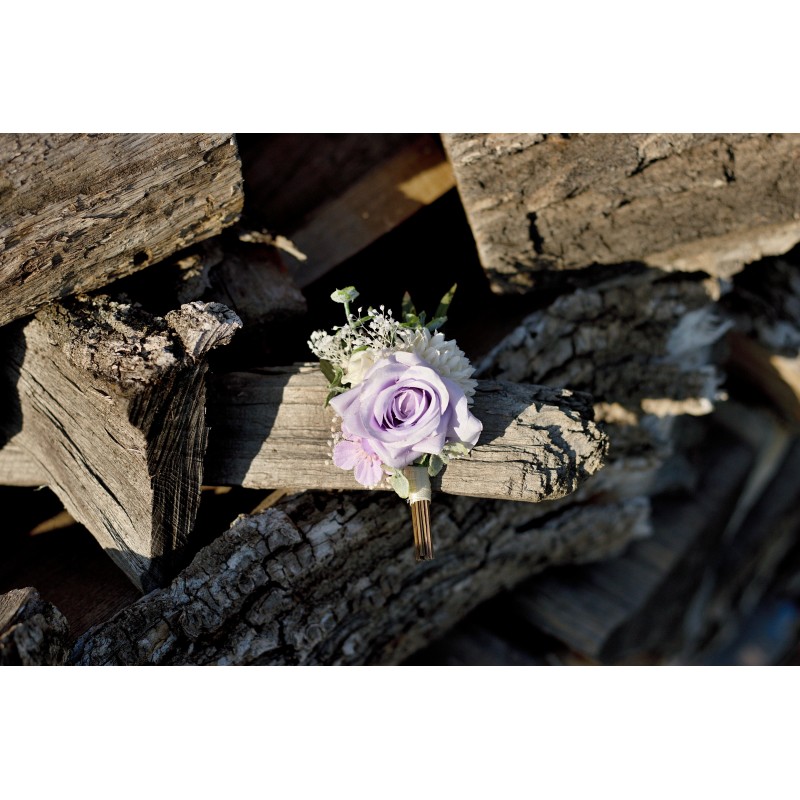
354;456;384;487
441;376;482;447
332;439;364;470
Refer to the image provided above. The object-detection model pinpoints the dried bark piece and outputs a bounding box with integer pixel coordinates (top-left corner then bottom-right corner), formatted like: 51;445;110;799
0;134;244;326
70;488;642;666
3;296;242;591
0;587;69;665
444;133;800;292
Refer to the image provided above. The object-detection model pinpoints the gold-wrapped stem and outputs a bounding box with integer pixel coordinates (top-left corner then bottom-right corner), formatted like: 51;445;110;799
403;465;433;561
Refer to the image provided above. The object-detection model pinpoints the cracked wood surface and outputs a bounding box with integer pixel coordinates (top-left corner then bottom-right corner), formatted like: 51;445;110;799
204;366;609;501
0;134;244;326
2;366;609;505
2;295;242;591
444;133;800;292
70;489;640;666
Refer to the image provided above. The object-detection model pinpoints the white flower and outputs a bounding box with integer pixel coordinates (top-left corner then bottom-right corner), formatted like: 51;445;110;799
342;349;379;386
402;328;477;400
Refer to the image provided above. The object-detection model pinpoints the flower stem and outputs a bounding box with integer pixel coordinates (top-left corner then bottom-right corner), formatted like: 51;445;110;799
403;465;433;561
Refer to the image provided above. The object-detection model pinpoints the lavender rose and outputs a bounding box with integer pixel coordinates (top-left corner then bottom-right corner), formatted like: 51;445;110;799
329;351;482;470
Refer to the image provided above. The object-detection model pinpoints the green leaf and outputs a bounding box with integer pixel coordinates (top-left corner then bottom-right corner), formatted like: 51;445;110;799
319;359;336;384
434;283;458;322
426;316;447;332
402;292;417;321
331;287;360;304
427;455;444;477
390;469;410;499
443;441;471;458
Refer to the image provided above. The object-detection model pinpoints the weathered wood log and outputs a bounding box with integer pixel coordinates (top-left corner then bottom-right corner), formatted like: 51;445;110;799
238;133;455;288
443;133;800;292
0;134;244;327
204;366;608;501
0;433;43;487
505;412;770;664
1;367;608;502
0;587;69;665
476;266;729;504
724;252;800;425
2;295;242;591
70;488;644;666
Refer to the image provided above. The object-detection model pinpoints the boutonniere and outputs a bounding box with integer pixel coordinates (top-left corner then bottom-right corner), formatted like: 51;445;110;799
308;285;482;561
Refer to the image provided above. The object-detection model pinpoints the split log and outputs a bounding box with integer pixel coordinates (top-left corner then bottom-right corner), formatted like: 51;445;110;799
0;134;244;326
204;366;608;501
0;587;69;665
443;133;800;292
2;295;242;591
238;133;455;288
70;489;643;666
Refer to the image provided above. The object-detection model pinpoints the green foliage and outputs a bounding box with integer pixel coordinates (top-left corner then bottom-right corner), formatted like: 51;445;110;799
390;469;410;499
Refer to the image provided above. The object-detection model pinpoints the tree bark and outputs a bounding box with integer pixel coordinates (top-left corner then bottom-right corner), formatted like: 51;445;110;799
2;295;241;591
0;133;244;326
444;133;800;292
0;587;69;665
70;488;645;665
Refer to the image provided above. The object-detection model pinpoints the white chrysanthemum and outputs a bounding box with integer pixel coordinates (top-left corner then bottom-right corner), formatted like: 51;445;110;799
402;328;477;400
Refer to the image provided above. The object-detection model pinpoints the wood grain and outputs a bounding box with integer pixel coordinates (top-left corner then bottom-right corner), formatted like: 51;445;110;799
0;134;244;325
2;296;242;591
203;365;608;502
444;133;800;292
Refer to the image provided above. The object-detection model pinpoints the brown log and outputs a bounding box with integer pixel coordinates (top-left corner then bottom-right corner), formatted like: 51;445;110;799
2;295;242;591
0;587;69;665
0;133;244;326
443;133;800;293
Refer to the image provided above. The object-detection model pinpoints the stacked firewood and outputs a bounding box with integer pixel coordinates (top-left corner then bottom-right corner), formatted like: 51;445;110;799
2;133;799;665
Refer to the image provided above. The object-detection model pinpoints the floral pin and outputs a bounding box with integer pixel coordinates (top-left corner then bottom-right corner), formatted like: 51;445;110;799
308;285;482;561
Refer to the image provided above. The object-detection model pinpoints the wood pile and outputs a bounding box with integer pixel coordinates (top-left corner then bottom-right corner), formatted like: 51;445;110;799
2;132;799;666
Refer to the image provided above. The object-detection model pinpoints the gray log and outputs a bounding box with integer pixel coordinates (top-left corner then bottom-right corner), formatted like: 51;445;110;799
444;133;800;293
2;295;242;591
0;587;69;665
0;134;244;326
507;415;759;663
70;490;643;666
2;368;609;504
204;366;608;502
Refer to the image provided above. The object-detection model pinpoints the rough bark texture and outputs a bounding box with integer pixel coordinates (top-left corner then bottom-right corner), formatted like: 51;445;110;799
0;587;69;665
70;489;645;666
475;266;730;500
0;134;244;326
443;133;800;292
2;295;242;591
204;366;608;502
724;251;800;424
